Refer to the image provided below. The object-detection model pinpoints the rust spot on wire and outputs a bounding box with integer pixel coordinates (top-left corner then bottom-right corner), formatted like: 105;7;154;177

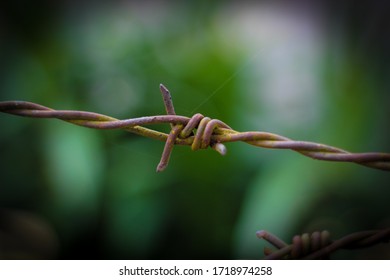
0;85;390;172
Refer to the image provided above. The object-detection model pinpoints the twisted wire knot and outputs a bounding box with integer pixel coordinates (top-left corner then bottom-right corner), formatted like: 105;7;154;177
256;230;331;259
155;113;230;171
156;85;234;171
178;113;230;151
290;231;331;259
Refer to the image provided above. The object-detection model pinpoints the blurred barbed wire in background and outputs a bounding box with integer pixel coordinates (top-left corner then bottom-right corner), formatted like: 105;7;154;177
257;228;390;259
1;84;389;173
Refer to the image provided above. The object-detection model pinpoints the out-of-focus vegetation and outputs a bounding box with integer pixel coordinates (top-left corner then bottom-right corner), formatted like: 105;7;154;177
0;0;389;259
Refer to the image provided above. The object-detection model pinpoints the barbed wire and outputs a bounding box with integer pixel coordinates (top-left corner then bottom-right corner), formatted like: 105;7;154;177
256;228;390;259
0;84;389;172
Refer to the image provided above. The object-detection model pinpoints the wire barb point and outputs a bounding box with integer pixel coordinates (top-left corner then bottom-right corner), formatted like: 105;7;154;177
212;143;227;156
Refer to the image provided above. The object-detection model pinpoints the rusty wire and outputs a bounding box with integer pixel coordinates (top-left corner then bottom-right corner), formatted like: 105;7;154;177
256;228;390;259
0;84;390;172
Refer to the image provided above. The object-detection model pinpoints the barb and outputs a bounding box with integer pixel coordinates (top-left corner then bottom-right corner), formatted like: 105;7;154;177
256;228;390;259
0;84;389;172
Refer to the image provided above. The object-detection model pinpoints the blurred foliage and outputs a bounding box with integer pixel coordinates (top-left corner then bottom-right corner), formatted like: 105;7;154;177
0;0;389;259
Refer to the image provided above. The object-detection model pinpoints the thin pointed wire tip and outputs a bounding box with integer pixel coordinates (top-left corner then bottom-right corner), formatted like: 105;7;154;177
159;83;168;92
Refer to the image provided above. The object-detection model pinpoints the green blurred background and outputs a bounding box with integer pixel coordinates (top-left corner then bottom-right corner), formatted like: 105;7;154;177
0;0;389;259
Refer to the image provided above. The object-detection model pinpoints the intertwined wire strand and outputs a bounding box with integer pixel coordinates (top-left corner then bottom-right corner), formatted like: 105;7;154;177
257;228;390;259
0;84;389;172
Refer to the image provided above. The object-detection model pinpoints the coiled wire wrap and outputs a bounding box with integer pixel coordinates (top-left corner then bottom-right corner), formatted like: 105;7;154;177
0;84;390;172
257;228;390;259
155;114;231;171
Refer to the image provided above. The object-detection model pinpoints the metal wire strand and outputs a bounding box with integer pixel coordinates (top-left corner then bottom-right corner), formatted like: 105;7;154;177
256;229;390;260
0;84;390;172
